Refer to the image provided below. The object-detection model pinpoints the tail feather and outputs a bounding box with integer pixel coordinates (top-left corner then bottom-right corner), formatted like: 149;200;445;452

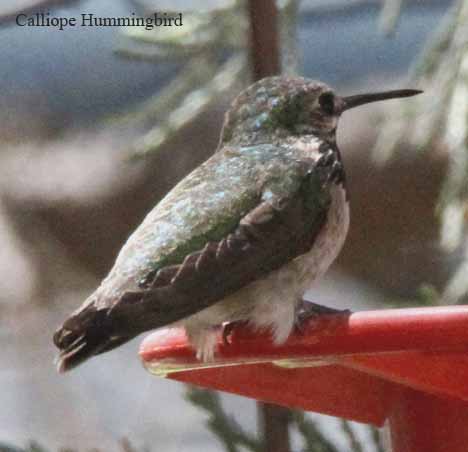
53;306;134;372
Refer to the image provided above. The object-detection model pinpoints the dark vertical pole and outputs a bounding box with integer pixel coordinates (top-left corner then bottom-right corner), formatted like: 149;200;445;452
258;401;292;452
247;2;290;452
247;0;281;80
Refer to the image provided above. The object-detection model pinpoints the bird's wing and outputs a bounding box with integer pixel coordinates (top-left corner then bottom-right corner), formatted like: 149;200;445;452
54;144;332;371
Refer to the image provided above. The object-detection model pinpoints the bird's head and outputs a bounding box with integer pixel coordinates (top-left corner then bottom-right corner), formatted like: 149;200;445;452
219;76;421;147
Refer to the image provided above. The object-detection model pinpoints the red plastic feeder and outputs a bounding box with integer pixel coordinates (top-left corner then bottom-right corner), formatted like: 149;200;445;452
140;306;468;452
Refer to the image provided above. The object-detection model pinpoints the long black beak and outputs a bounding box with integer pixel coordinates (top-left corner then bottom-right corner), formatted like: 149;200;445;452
341;89;423;113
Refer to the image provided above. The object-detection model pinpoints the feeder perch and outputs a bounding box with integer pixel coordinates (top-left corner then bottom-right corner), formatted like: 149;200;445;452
140;306;468;452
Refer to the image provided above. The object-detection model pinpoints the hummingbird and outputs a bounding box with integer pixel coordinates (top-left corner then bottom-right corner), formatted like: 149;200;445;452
53;76;421;372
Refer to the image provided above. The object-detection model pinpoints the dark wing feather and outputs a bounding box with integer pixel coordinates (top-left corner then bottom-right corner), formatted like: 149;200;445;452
108;168;331;334
54;151;332;372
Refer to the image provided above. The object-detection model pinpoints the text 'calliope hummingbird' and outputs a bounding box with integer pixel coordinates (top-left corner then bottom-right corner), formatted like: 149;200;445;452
54;76;421;372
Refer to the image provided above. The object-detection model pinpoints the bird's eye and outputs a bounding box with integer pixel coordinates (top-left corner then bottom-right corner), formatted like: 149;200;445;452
319;92;335;115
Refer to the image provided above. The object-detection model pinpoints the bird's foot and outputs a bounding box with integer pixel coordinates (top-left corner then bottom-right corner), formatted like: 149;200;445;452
222;320;249;345
295;300;351;333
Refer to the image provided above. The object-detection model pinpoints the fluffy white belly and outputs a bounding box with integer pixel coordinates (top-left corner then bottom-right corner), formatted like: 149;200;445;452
183;183;350;360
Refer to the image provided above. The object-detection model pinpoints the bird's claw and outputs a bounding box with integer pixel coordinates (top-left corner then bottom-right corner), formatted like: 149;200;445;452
222;320;249;345
295;300;351;333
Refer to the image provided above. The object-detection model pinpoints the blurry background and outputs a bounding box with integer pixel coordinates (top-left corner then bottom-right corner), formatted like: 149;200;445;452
0;0;465;450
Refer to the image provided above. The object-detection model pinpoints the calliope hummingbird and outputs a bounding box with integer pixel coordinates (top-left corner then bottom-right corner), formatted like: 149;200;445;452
54;76;421;372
